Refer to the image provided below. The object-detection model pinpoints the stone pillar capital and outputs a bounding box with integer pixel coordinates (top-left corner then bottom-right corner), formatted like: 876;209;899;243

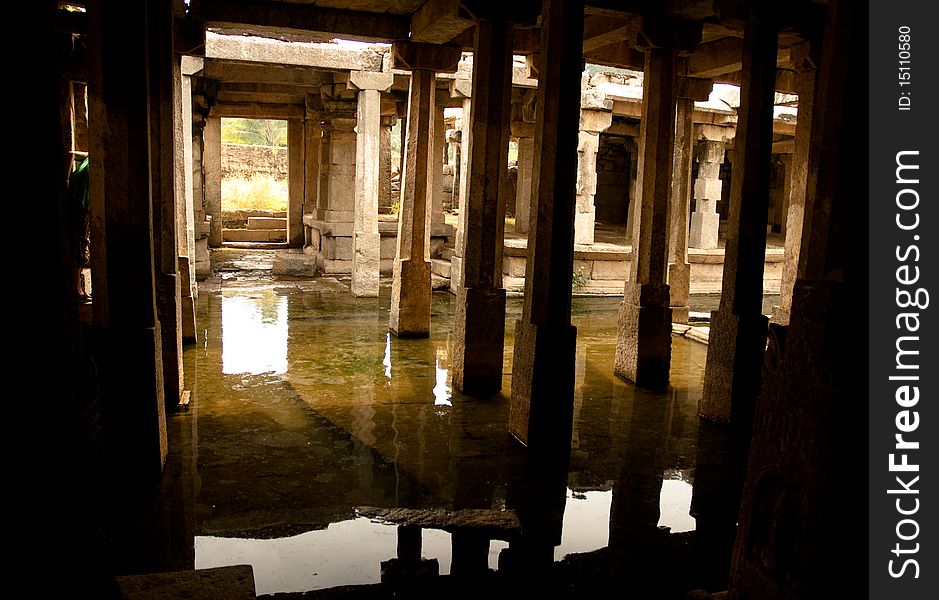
578;108;613;134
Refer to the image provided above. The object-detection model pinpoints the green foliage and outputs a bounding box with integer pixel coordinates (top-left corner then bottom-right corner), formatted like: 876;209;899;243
572;265;590;289
222;118;288;147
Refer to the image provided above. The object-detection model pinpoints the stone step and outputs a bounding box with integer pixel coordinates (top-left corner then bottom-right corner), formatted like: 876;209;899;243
223;228;287;242
247;216;287;230
431;258;451;279
440;247;456;261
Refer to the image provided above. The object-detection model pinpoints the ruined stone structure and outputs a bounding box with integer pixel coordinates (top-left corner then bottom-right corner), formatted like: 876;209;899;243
41;1;865;598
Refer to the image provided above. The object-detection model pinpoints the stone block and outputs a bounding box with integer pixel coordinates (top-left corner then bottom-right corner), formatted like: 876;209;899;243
689;212;720;249
694;177;723;201
579;108;613;131
272;252;318;276
380;235;397;259
348;71;394;91
503;256;527;278
247;216;288;230
591;259;628;280
333;236;354;260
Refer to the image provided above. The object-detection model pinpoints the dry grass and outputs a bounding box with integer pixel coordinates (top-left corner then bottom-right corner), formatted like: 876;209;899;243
221;175;288;212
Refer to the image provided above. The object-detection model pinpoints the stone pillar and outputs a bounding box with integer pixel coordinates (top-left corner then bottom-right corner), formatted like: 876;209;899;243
431;94;447;226
699;21;778;424
389;42;462;337
88;0;167;475
689;141;723;249
204;116;222;247
379;116;395;212
349;71;394;297
513;129;534;235
324;117;357;223
509;0;584;451
573;108;612;245
71;82;89;152
452;18;513;394
449;97;473;293
287;120;304;247
303;105;322;220
729;1;865;596
613;48;678;388
179;66;197;343
148;0;183;407
772;43;818;326
668;96;695;324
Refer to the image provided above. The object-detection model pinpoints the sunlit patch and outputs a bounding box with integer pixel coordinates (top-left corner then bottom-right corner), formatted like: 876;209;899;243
433;355;452;407
657;469;696;533
222;292;287;375
382;332;392;379
555;488;613;560
196;518;456;596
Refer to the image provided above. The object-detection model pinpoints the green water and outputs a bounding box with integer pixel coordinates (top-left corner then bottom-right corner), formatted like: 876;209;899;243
182;286;742;597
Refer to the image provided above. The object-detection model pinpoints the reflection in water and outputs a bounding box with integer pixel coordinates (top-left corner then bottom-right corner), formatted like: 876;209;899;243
184;291;743;597
196;519;454;595
383;332;392;379
658;470;696;533
433;348;452;407
221;292;287;375
556;488;613;560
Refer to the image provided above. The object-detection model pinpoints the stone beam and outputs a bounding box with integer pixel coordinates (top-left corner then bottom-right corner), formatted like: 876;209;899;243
192;0;410;43
215;91;307;105
583;40;645;70
391;42;462;74
202;59;333;86
210;102;305;119
205;32;384;72
411;0;474;45
218;81;321;95
582;14;637;53
690;37;792;80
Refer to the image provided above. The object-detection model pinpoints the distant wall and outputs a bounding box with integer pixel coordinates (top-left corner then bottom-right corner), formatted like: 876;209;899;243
222;143;288;179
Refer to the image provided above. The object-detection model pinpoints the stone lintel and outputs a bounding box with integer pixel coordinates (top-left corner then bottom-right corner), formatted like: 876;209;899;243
677;76;714;101
348;71;394;92
411;0;474;45
391;42;462;73
579;108;613;133
205;31;385;71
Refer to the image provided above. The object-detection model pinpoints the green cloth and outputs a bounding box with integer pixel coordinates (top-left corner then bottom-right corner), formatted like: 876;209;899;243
70;157;90;211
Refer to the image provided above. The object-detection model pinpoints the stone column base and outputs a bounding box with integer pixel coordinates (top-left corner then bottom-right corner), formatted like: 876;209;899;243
352;231;381;297
699;309;769;424
389;258;431;337
452;286;506;395
573;206;595;245
668;262;691;325
690;212;720;249
509;319;577;453
613;286;673;388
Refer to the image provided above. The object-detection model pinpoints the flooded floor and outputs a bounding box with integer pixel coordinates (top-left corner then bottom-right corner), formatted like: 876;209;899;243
166;260;756;598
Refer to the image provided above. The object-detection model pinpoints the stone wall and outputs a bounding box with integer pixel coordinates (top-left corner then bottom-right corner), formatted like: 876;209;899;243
222;143;288;179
